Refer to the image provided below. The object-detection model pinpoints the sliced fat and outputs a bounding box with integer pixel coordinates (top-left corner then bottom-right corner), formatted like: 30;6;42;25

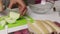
28;22;43;34
41;20;54;33
44;20;60;33
35;20;51;34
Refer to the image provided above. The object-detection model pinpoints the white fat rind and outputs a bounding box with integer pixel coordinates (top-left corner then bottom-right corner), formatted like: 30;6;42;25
10;12;20;19
5;18;16;24
0;20;6;26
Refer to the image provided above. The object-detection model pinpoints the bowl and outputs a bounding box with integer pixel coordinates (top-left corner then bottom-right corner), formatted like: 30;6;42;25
29;2;54;14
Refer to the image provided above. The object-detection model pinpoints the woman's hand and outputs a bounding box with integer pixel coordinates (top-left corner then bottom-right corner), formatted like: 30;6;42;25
8;0;27;16
0;0;4;12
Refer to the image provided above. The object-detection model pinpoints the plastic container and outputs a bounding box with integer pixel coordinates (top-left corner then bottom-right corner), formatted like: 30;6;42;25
29;0;54;14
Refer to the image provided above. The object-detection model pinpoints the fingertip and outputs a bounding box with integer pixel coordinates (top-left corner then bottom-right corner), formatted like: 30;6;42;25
8;3;13;9
8;5;11;9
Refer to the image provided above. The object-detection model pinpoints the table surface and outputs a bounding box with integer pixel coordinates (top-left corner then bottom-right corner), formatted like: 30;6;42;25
0;5;60;34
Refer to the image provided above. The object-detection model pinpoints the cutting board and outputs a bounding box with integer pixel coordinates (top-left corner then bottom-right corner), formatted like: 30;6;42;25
7;16;34;28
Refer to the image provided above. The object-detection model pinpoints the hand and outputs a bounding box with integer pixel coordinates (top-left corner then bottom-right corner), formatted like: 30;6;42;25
0;0;4;12
8;0;27;16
